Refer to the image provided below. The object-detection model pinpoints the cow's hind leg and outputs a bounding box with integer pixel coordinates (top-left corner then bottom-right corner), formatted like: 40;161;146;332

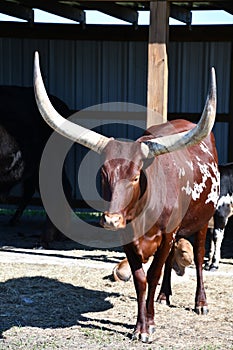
208;211;227;271
204;228;215;270
205;212;227;271
156;244;175;306
193;224;208;314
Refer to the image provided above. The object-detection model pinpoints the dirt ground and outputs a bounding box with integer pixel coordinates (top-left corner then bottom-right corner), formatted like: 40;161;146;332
0;212;232;350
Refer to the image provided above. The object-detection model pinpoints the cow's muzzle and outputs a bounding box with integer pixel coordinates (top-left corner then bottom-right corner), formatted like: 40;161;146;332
101;212;125;230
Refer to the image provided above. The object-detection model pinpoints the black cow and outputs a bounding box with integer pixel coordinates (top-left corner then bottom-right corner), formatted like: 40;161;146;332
0;86;72;247
205;162;233;271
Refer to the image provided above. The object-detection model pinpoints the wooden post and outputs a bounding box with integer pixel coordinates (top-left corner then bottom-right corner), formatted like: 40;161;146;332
147;0;169;128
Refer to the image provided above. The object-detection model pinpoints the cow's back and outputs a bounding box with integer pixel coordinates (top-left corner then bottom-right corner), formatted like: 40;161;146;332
138;119;219;237
0;86;71;161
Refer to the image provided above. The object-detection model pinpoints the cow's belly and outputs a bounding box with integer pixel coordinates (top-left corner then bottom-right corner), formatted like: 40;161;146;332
176;197;216;237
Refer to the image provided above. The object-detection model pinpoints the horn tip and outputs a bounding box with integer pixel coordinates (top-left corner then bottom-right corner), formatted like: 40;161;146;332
34;52;40;72
34;51;39;61
210;67;216;85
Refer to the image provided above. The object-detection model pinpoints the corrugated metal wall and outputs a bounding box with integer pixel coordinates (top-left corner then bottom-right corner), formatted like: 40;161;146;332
0;38;148;109
168;42;231;113
0;37;231;201
168;41;231;165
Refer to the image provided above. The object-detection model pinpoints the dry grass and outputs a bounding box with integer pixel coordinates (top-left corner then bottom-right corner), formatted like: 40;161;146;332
0;213;232;350
0;253;232;350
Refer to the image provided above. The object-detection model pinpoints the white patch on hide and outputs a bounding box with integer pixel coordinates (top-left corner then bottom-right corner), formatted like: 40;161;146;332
182;161;220;206
200;141;213;158
181;180;206;201
205;162;220;207
217;194;233;217
185;160;194;171
179;167;185;179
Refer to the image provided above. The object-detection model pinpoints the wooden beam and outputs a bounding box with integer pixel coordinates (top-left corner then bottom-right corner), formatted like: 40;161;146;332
147;0;169;127
170;4;192;25
215;2;233;15
84;3;138;25
0;0;34;23
0;23;232;42
25;0;85;23
170;24;233;42
168;113;230;123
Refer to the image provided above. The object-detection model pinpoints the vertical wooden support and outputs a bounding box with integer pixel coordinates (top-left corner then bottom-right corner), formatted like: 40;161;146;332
147;0;169;128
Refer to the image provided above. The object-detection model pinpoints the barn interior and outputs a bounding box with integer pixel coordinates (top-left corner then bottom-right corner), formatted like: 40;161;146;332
0;5;232;350
0;0;232;252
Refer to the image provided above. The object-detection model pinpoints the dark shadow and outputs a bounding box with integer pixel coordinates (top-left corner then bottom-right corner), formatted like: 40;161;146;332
0;214;123;254
0;248;124;267
220;260;233;266
0;276;131;338
81;254;124;264
76;316;134;340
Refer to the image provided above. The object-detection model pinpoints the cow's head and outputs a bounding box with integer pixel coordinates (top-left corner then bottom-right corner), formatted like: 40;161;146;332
33;52;217;231
100;139;148;229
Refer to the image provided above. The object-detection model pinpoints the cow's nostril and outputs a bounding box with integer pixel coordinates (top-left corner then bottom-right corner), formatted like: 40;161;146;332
101;213;125;229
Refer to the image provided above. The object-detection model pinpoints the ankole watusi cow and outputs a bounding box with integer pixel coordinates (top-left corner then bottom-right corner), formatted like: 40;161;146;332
0;85;72;247
34;51;219;342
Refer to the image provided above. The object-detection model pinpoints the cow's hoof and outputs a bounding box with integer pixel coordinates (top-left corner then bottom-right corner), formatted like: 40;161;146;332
132;331;150;343
209;265;219;272
204;263;210;271
140;333;150;343
141;333;150;343
132;331;140;341
157;296;170;306
195;306;208;315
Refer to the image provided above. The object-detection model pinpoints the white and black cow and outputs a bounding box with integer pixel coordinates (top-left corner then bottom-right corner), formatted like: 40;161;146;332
205;162;233;271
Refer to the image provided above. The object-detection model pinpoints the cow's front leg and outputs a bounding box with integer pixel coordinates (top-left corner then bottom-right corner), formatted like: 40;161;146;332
194;225;208;314
124;246;149;342
146;235;174;328
132;267;149;342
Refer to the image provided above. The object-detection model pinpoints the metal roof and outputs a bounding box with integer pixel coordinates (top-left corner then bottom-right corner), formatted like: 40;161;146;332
0;0;232;26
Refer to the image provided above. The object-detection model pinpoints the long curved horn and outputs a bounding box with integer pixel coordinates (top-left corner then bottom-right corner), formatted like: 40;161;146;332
34;51;110;154
141;67;217;158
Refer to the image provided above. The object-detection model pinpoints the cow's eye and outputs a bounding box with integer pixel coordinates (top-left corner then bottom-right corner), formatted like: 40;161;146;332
132;175;140;184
